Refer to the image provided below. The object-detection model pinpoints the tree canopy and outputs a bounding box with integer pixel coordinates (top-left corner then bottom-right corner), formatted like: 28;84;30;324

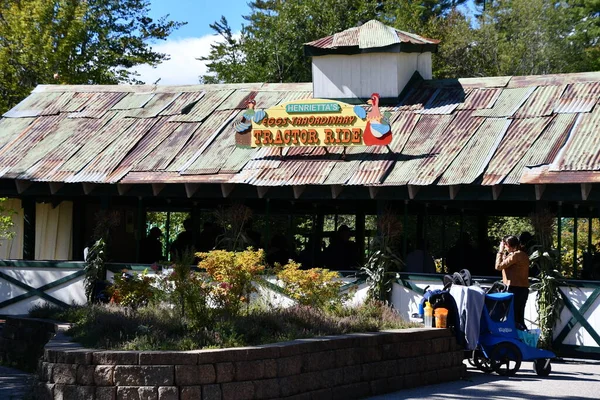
201;0;599;84
0;0;184;113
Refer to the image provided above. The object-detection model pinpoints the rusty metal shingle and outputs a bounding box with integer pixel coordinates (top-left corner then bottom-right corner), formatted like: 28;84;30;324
384;114;455;185
482;117;553;185
504;114;577;183
439;118;511;185
409;111;485;185
473;87;536;117
551;106;600;171
1;71;600;187
554;82;600;114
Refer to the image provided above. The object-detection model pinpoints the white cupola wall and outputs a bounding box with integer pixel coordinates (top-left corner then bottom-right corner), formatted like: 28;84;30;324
304;20;439;100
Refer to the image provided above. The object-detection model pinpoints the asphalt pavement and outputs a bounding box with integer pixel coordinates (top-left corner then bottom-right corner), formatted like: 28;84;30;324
0;365;32;400
366;359;600;399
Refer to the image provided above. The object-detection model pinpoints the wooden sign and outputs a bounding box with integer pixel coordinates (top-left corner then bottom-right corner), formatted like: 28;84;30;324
234;95;393;148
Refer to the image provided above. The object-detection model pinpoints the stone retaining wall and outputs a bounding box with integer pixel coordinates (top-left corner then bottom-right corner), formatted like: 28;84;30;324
0;316;56;371
36;328;465;400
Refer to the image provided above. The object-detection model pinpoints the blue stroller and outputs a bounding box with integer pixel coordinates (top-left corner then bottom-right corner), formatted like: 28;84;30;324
471;291;555;377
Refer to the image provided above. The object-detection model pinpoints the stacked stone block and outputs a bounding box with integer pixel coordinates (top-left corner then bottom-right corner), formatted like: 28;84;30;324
35;328;465;400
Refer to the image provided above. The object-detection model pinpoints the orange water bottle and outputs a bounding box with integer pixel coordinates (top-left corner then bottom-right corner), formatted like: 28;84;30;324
424;301;433;328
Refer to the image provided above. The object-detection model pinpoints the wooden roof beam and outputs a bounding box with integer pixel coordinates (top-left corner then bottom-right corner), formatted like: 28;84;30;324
492;184;502;200
408;185;420;200
581;183;592;201
15;180;31;194
449;185;460;200
293;185;305;199
535;184;545;201
49;182;63;195
185;183;200;198
368;187;379;199
221;183;235;198
257;186;269;199
331;185;343;199
82;183;96;195
117;184;131;196
152;183;166;196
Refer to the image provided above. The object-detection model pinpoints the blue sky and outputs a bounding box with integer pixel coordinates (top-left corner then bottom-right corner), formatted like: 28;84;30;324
148;0;250;39
137;1;478;85
132;0;251;84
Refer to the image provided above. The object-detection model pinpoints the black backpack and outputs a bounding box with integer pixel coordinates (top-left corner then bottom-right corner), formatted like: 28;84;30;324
427;289;464;346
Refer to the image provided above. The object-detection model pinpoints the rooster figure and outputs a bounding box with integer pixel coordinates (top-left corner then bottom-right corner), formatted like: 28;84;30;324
234;99;266;133
353;93;392;146
234;99;266;147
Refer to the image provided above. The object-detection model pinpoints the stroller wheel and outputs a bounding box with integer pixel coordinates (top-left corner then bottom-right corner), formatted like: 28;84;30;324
471;349;494;373
490;342;522;376
533;358;552;377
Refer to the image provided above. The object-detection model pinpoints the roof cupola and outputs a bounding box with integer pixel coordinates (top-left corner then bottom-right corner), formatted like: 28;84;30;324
304;20;439;100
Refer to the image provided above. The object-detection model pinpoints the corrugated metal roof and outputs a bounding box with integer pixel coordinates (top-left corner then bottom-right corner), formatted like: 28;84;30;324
473;87;536;117
0;71;599;189
384;114;455;185
482;117;553;185
551;106;600;171
305;19;439;51
513;85;566;118
554;82;600;113
504;114;577;184
439;118;511;185
358;20;400;49
409;111;485;185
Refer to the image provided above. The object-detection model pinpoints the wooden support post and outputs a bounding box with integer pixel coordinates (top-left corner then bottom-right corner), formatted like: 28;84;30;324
557;201;562;269
574;204;579;279
265;199;271;254
588;210;593;253
402;200;408;260
356;210;366;265
72;198;84;261
22;199;35;260
135;197;145;263
442;206;447;271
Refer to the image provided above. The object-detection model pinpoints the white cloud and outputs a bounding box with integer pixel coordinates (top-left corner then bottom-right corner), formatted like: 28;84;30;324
132;35;220;85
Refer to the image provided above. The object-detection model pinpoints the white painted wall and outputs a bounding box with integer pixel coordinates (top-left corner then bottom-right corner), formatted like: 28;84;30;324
312;52;432;99
0;267;85;315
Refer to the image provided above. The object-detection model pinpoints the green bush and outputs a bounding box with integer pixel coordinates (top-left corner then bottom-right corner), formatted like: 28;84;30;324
29;301;417;351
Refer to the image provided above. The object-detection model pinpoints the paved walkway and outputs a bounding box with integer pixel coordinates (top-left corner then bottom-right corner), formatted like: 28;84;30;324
367;359;600;399
0;365;32;400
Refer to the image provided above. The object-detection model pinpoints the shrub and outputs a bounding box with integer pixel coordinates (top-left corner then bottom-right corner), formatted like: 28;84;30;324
276;261;344;309
198;248;265;315
107;270;157;309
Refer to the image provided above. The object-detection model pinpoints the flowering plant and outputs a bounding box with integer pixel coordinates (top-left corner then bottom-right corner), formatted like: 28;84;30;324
107;269;157;309
276;261;344;309
198;248;265;314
